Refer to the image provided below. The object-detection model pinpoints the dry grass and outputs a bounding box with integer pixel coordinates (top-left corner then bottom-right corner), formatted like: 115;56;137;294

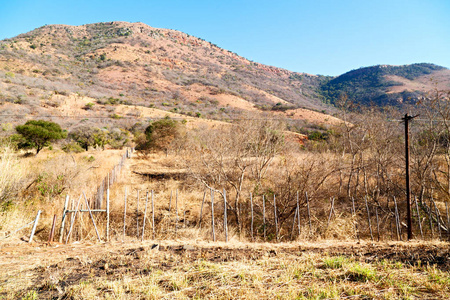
1;240;449;299
2;145;450;299
0;148;126;242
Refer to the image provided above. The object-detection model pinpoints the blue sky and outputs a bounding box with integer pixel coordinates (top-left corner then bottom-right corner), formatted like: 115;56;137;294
0;0;449;76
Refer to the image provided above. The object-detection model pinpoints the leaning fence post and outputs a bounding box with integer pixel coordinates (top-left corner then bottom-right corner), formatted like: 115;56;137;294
211;188;216;242
414;196;423;239
82;192;101;242
365;196;374;241
66;195;82;244
393;196;401;241
59;195;70;243
29;210;42;243
431;198;442;239
351;197;359;241
273;194;278;242
199;190;206;229
326;197;335;231
48;215;57;243
223;189;228;242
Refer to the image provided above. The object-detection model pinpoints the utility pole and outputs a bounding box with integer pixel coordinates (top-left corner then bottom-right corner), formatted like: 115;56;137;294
402;113;418;240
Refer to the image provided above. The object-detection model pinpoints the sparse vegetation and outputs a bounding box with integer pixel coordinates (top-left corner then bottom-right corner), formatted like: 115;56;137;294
1;21;450;300
15;120;67;155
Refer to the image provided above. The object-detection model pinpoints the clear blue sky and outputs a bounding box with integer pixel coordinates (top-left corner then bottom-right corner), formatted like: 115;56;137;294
0;0;449;76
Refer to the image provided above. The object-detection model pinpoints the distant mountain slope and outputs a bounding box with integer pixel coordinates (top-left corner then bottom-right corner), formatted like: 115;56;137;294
0;21;330;122
319;63;450;106
0;21;449;133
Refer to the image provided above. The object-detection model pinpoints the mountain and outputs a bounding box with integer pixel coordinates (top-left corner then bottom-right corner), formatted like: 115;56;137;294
0;21;449;133
319;63;450;106
0;21;338;132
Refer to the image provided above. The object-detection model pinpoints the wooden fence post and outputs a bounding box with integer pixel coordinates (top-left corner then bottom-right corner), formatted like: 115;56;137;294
83;192;101;242
306;192;312;237
414;196;423;239
199;191;206;229
250;192;254;242
263;195;266;241
296;191;301;237
223;189;228;242
183;199;186;229
66;195;82;244
326;197;335;231
393;196;401;241
142;191;149;241
273;194;278;242
123;187;127;241
59;195;70;243
432;198;442;239
291;204;297;240
169;190;172;213
136;190;140;238
446;202;450;236
106;187;110;241
29;210;42;243
365;196;374;241
175;189;179;236
351;197;359;241
375;206;380;241
48;215;57;243
211;189;216;242
428;199;434;239
152;190;155;240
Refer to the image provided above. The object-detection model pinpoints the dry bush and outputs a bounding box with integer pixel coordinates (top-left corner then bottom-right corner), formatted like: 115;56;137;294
0;144;23;206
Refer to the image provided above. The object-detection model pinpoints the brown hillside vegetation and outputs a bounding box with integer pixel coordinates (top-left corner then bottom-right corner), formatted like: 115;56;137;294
0;21;337;133
386;69;450;94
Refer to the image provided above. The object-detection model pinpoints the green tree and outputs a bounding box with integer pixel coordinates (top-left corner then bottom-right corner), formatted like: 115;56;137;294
138;116;181;154
15;120;66;155
69;126;108;151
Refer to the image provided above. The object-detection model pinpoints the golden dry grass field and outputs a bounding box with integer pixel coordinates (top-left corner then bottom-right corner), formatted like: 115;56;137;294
1;150;450;300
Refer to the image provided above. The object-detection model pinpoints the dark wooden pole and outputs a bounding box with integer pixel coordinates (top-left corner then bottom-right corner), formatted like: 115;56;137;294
48;215;57;243
402;114;415;240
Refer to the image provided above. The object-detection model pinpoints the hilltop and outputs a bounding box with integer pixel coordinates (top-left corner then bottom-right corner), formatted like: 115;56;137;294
0;21;449;132
319;63;450;106
0;21;336;132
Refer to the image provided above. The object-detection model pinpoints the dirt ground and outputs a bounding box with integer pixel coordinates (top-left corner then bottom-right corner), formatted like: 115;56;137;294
1;239;449;299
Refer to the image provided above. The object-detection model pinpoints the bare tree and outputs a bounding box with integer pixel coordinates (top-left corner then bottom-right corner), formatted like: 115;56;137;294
183;118;286;235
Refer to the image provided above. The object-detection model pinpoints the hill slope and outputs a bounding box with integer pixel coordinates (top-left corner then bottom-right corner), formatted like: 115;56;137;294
0;21;335;131
0;21;449;132
319;63;450;106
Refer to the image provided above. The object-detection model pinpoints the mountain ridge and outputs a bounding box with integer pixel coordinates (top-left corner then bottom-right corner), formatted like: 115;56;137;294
0;21;449;132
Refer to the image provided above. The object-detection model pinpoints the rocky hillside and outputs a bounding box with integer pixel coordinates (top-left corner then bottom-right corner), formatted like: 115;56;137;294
319;63;450;106
0;21;337;132
0;21;449;132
